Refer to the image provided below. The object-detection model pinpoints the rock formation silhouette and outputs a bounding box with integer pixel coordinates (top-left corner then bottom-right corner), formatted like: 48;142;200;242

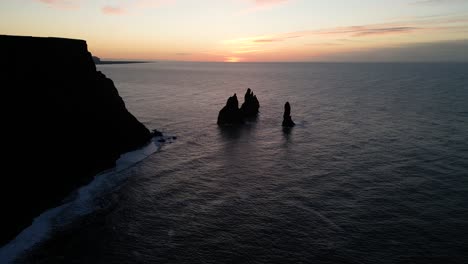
282;102;295;127
1;35;153;245
240;88;260;118
217;88;260;125
217;93;243;125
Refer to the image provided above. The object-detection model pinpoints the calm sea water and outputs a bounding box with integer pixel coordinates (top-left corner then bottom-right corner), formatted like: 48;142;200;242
16;63;468;263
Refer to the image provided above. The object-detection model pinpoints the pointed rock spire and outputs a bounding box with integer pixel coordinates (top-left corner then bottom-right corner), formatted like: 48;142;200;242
282;102;295;127
240;88;260;118
217;93;243;125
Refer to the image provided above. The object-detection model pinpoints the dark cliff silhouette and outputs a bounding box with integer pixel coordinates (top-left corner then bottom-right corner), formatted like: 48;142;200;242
217;88;260;125
1;35;153;245
282;102;295;127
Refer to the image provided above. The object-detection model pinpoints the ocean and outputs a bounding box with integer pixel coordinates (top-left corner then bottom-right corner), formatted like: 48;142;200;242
2;62;468;263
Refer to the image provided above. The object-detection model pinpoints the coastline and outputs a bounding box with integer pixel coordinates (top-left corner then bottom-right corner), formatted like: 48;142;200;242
16;201;114;263
2;35;154;246
95;61;151;65
0;136;175;263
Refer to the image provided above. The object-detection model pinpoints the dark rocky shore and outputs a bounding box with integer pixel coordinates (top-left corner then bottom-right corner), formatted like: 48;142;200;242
1;35;153;245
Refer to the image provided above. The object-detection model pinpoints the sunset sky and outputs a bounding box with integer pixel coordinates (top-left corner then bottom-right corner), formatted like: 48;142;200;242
1;0;468;62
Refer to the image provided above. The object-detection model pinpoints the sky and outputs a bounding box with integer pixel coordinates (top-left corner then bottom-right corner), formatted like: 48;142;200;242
1;0;468;62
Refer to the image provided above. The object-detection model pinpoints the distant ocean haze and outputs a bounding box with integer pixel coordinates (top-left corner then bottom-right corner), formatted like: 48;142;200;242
14;62;468;263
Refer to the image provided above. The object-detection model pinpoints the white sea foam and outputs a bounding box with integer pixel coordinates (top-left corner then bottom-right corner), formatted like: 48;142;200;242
0;136;169;264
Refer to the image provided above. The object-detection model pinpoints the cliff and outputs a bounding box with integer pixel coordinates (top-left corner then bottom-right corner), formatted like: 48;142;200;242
1;35;152;245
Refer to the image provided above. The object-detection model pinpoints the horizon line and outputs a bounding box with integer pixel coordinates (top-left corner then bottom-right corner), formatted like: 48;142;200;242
98;59;468;63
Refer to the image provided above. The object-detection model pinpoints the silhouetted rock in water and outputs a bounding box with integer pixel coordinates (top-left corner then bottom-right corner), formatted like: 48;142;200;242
217;93;244;125
240;88;260;118
152;129;163;137
1;35;153;245
282;102;296;127
218;89;260;126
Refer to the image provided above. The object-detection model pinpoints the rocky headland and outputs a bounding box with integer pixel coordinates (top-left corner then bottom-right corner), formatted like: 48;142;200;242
92;55;148;65
1;35;153;245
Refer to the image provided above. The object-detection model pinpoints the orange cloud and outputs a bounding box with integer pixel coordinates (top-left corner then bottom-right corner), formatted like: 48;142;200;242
35;0;79;9
411;0;464;5
252;0;289;6
101;6;125;15
134;0;176;8
237;0;291;15
253;35;301;42
317;26;419;37
100;0;175;15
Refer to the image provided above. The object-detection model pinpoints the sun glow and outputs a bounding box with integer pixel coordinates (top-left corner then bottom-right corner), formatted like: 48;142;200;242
225;57;241;62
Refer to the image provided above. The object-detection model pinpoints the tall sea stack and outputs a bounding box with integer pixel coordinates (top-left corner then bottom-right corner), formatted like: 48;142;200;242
282;102;295;127
217;93;244;125
240;88;260;118
1;35;152;245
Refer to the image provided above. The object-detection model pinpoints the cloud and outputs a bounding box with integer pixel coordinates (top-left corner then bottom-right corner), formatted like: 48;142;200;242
225;24;423;46
306;42;343;46
320;26;419;37
35;0;79;9
101;5;125;15
220;13;468;61
100;0;175;15
253;38;286;43
319;39;468;62
411;0;464;5
134;0;176;8
224;12;468;47
237;0;291;15
253;35;301;43
252;0;289;6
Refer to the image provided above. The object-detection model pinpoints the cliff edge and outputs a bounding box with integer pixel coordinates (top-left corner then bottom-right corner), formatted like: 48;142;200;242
1;35;152;245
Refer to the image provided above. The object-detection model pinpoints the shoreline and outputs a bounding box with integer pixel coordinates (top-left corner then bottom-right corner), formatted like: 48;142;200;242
0;136;174;263
2;35;155;245
16;202;114;263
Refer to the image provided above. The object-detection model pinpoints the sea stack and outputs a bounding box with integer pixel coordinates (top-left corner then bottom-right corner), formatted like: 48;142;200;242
1;35;153;245
282;102;295;127
217;93;243;125
217;88;260;126
240;88;260;118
